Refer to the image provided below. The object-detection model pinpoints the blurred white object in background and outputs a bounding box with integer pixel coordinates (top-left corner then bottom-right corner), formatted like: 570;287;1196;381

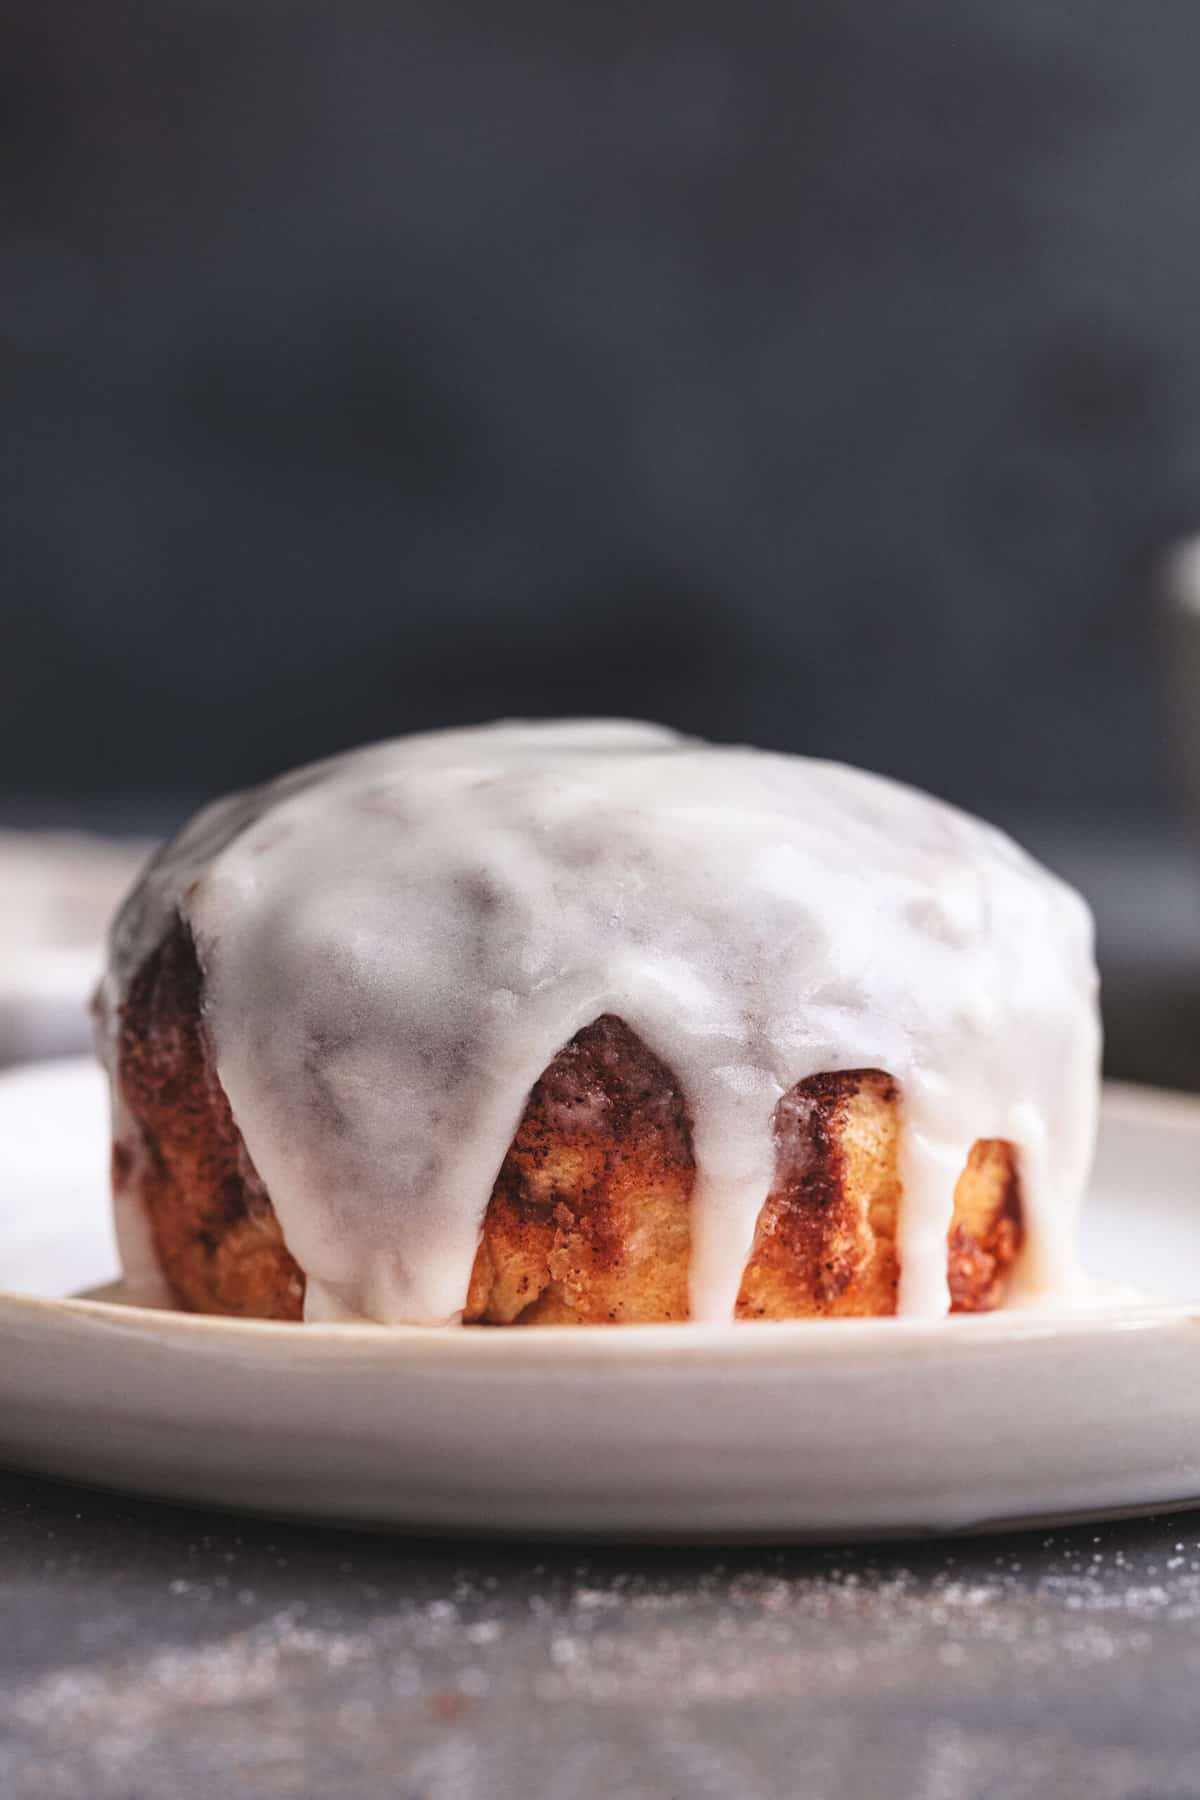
0;831;150;1064
1163;537;1200;823
0;1055;117;1293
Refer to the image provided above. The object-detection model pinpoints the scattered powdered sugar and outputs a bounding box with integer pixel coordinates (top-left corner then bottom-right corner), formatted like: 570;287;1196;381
98;718;1101;1325
6;1500;1200;1800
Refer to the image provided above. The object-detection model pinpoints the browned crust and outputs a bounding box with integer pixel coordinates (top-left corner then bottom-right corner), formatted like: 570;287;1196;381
113;918;1024;1323
734;1071;902;1318
948;1138;1023;1313
115;917;305;1319
464;1015;693;1324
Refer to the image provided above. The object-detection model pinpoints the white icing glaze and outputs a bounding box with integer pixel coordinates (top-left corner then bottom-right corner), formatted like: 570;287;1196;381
99;719;1101;1326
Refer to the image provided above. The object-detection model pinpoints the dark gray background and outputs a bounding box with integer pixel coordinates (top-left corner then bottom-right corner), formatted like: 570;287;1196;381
3;1;1198;827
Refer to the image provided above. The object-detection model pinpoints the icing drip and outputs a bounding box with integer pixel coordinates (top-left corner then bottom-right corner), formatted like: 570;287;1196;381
99;720;1101;1325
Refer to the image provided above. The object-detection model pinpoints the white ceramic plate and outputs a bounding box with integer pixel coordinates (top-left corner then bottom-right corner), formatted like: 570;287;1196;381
2;1057;1200;1539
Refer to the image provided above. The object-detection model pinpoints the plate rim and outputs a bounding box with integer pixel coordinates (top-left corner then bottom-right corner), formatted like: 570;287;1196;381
4;1284;1200;1370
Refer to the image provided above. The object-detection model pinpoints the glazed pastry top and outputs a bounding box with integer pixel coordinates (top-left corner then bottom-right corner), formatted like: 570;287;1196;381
99;719;1101;1325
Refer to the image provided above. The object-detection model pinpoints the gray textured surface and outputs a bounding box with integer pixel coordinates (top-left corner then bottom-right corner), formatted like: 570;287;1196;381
4;1469;1200;1799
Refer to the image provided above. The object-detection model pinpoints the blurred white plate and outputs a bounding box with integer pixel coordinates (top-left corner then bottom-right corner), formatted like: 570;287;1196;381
1;1058;1199;1539
0;831;148;1061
